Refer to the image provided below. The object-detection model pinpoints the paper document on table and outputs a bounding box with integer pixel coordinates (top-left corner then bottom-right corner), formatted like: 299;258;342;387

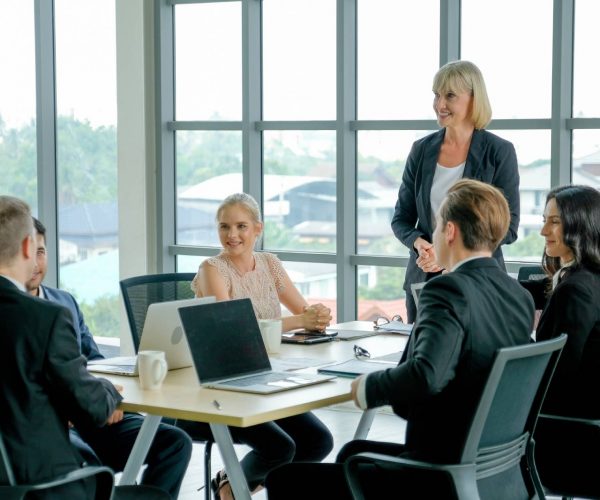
270;357;333;372
374;321;413;335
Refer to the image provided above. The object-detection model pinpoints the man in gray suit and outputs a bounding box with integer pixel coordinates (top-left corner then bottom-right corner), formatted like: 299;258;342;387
0;196;122;498
266;179;535;499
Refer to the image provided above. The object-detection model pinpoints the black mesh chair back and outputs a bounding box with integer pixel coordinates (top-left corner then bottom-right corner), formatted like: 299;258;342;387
120;273;196;351
345;334;567;500
120;272;219;500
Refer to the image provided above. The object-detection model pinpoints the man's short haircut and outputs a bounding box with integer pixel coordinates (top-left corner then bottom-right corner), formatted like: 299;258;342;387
33;217;47;240
0;196;34;266
439;179;509;252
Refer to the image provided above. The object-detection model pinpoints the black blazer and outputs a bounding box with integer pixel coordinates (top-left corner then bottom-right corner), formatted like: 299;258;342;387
0;277;121;488
532;267;600;418
365;258;534;462
391;129;520;292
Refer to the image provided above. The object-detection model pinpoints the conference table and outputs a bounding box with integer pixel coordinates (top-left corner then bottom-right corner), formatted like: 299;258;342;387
103;321;408;499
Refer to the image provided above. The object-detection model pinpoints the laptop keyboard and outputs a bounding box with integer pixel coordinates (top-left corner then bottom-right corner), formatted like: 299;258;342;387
221;372;288;387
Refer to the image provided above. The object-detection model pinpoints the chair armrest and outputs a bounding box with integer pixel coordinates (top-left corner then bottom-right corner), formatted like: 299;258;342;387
0;465;114;500
343;452;476;500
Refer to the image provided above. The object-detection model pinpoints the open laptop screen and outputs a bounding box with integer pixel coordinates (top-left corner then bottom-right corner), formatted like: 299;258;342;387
178;298;271;384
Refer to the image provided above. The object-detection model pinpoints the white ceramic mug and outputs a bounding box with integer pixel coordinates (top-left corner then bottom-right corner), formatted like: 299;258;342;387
138;350;168;390
258;319;282;355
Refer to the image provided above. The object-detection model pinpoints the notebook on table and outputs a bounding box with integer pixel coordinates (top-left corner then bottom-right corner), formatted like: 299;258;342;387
178;298;336;394
87;296;216;376
317;351;403;378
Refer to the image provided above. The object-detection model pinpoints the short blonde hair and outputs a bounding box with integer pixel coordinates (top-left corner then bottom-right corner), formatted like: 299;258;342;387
216;193;262;224
439;179;509;252
0;196;34;266
433;60;492;129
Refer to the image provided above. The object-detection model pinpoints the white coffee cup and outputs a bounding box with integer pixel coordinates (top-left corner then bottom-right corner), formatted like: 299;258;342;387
138;350;168;390
258;319;282;355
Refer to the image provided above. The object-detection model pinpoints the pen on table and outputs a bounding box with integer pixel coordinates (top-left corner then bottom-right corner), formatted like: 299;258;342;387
213;399;222;410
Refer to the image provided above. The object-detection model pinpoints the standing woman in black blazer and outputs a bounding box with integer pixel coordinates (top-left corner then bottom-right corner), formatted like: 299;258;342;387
525;185;600;496
392;60;520;322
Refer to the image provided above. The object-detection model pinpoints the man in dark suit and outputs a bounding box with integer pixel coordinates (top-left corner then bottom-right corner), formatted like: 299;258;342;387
0;196;122;498
25;218;193;499
266;179;535;499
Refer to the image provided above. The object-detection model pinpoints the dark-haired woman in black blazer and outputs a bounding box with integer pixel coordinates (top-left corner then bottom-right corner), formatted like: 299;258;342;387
392;60;520;322
522;185;600;496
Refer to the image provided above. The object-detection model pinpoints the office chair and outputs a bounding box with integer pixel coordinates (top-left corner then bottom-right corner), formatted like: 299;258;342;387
0;430;168;500
344;334;567;500
119;272;220;500
534;413;600;499
517;265;546;282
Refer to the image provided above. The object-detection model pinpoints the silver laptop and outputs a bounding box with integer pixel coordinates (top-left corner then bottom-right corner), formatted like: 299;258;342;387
179;298;336;394
88;296;216;376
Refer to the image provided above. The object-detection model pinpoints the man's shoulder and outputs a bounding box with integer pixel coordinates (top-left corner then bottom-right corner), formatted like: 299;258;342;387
42;285;77;305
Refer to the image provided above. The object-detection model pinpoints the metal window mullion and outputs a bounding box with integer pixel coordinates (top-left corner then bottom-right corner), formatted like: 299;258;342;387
550;0;574;188
156;0;176;273
337;0;357;322
242;0;262;235
34;0;58;287
440;0;460;65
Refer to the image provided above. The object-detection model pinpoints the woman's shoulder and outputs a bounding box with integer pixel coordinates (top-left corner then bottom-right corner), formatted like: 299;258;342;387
413;129;444;149
475;129;514;150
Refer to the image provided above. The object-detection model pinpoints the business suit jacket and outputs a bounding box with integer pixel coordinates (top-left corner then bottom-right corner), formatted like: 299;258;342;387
391;129;520;296
0;276;121;489
42;285;104;360
365;258;534;462
532;267;600;418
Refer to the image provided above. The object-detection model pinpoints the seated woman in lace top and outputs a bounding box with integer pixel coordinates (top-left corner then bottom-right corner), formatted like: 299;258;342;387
192;192;332;332
188;192;334;500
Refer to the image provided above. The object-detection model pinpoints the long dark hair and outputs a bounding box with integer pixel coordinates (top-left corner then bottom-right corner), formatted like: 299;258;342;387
542;185;600;276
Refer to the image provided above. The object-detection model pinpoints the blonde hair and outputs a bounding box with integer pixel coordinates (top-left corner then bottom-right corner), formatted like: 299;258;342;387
433;60;492;129
439;179;509;252
0;196;34;266
216;193;262;224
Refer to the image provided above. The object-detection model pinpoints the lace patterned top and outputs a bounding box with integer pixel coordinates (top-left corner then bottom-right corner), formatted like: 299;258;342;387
191;252;287;320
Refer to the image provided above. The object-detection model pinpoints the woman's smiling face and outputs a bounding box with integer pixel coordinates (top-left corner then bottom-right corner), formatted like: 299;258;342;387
217;203;263;256
541;197;574;264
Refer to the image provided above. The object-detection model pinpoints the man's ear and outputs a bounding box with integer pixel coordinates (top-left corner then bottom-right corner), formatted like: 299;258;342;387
21;234;33;260
445;221;457;245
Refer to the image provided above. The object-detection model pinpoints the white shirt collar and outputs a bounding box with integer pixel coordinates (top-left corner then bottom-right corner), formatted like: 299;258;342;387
0;274;26;292
552;260;574;290
450;255;488;272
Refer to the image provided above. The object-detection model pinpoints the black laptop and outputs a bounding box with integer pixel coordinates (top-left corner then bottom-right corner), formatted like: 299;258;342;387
178;299;335;394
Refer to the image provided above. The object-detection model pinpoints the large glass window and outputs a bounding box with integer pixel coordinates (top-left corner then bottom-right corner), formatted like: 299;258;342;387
175;2;241;121
462;0;553;119
494;130;550;261
357;131;435;257
357;0;439;120
263;131;336;252
573;130;600;189
357;265;407;322
282;262;337;322
0;2;37;210
573;0;600;118
262;0;336;120
176;131;243;246
55;0;119;337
